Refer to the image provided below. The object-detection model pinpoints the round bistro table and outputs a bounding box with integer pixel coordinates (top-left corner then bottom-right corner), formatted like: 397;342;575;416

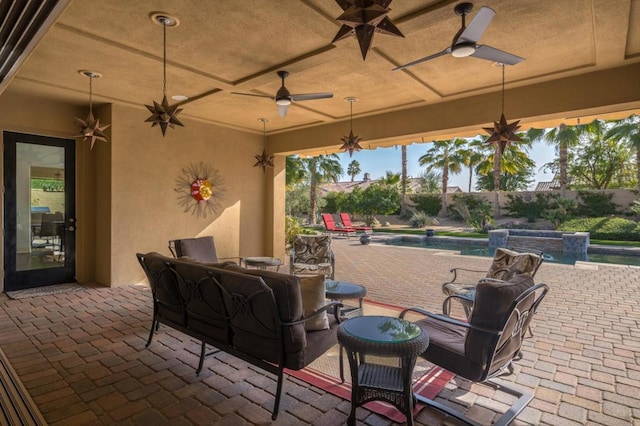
325;280;367;319
242;256;282;271
337;315;429;426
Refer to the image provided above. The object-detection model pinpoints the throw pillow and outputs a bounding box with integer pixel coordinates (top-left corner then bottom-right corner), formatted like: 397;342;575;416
299;274;329;331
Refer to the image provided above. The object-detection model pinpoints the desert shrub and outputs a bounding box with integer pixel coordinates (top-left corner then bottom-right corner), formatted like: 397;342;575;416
559;217;640;241
285;216;316;248
410;193;441;216
631;199;640;220
409;211;431;228
505;193;556;222
544;197;578;228
574;191;618;217
448;194;486;222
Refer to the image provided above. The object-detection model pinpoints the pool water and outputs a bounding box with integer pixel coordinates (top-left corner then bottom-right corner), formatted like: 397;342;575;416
386;240;640;267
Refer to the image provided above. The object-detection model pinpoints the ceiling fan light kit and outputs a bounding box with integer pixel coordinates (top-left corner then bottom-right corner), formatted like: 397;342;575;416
144;13;184;136
74;70;111;150
393;2;524;71
231;70;332;117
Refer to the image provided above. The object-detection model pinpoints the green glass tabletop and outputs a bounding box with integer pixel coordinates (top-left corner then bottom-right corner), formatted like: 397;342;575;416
342;315;421;343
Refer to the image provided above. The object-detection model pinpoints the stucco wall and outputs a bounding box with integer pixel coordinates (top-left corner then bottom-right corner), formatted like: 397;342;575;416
108;103;266;286
1;90;269;289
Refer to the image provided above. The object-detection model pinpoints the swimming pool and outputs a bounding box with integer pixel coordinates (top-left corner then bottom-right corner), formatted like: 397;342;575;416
385;238;640;267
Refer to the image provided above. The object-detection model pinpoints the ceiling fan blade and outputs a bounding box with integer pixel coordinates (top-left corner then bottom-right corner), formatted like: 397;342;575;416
459;6;495;43
392;48;450;71
230;92;275;100
290;92;333;102
278;104;289;117
471;45;525;65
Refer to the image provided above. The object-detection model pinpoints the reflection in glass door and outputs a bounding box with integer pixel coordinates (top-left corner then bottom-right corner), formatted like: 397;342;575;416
3;132;76;291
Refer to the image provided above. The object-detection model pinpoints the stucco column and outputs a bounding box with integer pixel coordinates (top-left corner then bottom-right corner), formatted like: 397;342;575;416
266;155;286;261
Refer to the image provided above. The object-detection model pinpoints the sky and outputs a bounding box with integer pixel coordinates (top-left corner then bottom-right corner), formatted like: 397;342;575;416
335;139;557;191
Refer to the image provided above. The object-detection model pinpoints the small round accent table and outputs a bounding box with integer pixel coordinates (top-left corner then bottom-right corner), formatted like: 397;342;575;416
242;257;282;271
337;315;429;426
325;280;367;319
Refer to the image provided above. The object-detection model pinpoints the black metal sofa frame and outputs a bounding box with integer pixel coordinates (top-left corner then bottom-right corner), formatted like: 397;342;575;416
136;252;342;420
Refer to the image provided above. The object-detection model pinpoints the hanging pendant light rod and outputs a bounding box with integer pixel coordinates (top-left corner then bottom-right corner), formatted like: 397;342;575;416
259;117;269;146
145;13;183;136
500;63;505;116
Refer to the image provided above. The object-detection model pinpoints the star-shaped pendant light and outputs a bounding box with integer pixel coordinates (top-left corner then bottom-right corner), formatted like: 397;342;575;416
144;14;184;136
332;0;404;60
74;71;110;150
340;97;363;157
482;63;522;154
254;118;275;172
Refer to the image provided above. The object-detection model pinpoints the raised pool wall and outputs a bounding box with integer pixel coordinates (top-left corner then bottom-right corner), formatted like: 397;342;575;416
488;229;590;254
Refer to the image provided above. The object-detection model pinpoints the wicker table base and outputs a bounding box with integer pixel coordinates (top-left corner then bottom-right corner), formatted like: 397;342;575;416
338;316;429;426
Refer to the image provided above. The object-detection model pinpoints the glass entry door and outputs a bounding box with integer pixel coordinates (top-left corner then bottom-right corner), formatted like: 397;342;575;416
3;131;76;291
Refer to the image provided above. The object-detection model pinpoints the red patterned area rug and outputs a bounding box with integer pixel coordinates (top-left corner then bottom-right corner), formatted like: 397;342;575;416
287;299;456;423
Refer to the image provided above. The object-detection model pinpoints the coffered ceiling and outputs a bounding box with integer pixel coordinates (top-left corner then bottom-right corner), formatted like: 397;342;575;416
2;0;639;141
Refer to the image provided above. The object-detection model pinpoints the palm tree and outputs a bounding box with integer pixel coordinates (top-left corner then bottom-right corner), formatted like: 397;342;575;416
400;145;408;216
460;137;485;192
303;154;343;224
379;171;401;185
418;138;466;216
347;159;361;182
606;115;640;192
528;123;584;197
286;155;307;188
476;136;536;190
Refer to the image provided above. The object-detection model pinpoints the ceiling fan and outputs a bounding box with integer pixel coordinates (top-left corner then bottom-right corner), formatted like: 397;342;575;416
231;70;333;117
393;2;524;71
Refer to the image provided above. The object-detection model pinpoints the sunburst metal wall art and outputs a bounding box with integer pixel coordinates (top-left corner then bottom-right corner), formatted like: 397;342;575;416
145;14;184;137
482;63;522;153
254;118;275;172
175;162;225;218
74;70;110;149
332;0;404;60
340;97;363;157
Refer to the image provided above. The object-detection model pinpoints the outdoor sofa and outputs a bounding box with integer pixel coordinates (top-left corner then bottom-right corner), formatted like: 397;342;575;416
136;252;343;420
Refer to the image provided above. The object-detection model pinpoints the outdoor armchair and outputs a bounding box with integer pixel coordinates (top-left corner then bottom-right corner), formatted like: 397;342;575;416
168;236;240;265
442;247;544;318
290;234;335;279
402;275;549;426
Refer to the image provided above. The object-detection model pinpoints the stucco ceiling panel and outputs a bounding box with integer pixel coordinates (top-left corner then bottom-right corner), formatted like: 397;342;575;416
2;0;638;140
627;0;640;57
15;27;219;108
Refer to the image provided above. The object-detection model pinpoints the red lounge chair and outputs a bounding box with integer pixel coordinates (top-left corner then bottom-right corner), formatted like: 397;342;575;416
321;213;356;237
339;213;373;234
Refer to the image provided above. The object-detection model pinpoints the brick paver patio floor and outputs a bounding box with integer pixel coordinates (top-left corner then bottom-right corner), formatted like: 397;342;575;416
1;235;638;425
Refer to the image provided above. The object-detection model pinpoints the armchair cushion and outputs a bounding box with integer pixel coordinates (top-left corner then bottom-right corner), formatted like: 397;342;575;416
466;274;535;368
174;237;219;263
486;248;541;280
299;275;330;331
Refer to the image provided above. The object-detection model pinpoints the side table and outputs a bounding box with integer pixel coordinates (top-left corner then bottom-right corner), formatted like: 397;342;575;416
325;280;367;383
337;315;429;426
325;280;367;319
242;256;282;271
